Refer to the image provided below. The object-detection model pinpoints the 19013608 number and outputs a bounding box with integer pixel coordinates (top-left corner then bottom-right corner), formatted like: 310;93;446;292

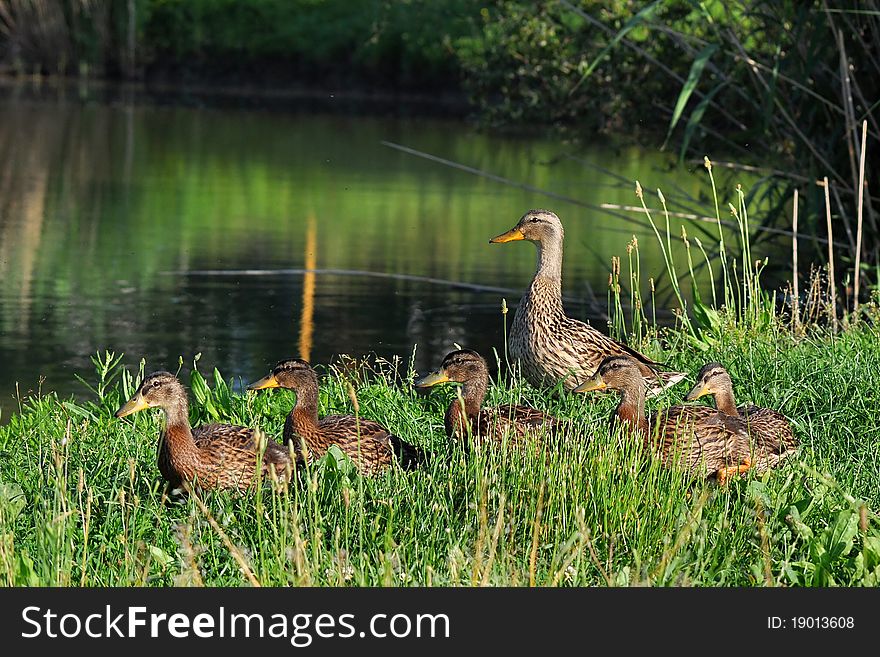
790;616;854;629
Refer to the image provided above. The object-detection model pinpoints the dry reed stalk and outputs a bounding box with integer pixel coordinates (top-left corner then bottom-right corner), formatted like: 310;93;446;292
792;188;799;329
854;119;867;316
822;177;838;331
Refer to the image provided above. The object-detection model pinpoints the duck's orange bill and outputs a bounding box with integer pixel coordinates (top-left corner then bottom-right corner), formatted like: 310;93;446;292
685;384;710;401
574;373;606;393
414;370;450;388
115;394;150;418
248;373;281;391
489;227;525;243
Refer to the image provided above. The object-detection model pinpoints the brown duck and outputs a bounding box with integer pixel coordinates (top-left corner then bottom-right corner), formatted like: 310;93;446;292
490;209;686;396
686;362;798;470
575;355;754;483
248;358;424;476
414;349;565;446
115;371;294;492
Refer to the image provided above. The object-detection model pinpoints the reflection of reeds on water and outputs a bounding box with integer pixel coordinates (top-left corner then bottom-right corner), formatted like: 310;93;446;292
298;213;317;361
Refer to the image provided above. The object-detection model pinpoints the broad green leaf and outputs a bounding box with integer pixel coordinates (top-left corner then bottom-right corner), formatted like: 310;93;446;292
0;482;26;522
786;505;814;541
824;510;859;561
678;81;725;161
149;544;174;568
665;43;718;148
863;536;880;567
16;550;40;586
62;401;98;422
691;280;721;333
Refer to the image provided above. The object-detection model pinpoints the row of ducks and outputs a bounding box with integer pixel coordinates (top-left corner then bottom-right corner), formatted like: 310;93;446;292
113;208;798;492
114;351;797;492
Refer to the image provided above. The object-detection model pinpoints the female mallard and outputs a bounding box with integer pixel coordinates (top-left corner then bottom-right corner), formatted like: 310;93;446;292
575;355;753;483
248;359;424;476
490;209;685;395
115;371;294;492
414;349;565;446
685;363;798;469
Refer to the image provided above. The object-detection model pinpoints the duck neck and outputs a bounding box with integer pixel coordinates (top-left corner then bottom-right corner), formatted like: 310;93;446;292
445;377;486;438
713;381;739;416
284;382;322;449
613;385;649;435
526;238;564;315
160;394;199;473
535;237;563;284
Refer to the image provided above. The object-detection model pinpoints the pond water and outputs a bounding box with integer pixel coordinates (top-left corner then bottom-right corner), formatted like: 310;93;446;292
0;81;782;421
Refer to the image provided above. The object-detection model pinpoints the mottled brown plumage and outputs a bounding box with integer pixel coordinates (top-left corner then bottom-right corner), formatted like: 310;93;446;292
576;356;757;483
686;362;798;471
248;359;424;476
490;209;686;396
115;371;294;492
414;349;565;447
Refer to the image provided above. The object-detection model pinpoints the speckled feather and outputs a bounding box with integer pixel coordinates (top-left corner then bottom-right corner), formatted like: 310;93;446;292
284;411;423;476
643;406;754;478
117;371;295;492
688;362;798;472
158;423;293;491
417;349;567;447
445;399;564;447
509;275;675;391
581;356;759;481
251;359;425;477
496;209;686;395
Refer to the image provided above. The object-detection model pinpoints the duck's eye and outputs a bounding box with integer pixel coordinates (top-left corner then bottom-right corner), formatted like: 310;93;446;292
530;217;539;223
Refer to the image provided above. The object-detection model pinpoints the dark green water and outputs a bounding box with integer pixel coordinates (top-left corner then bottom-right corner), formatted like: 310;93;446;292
0;81;778;421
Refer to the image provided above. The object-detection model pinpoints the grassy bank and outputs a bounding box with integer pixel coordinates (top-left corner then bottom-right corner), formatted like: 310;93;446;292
1;169;879;586
0;313;878;586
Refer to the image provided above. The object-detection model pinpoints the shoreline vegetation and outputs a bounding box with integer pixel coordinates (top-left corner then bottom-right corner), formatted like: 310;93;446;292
1;166;878;586
2;0;876;283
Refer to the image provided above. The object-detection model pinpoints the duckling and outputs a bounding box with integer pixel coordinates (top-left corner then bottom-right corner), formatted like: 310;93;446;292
414;349;565;447
490;209;685;396
686;362;798;470
115;371;294;492
575;355;754;483
248;359;424;476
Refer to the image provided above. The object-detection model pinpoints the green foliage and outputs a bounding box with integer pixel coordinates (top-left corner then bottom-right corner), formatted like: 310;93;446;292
0;0;484;88
458;0;879;280
1;307;878;586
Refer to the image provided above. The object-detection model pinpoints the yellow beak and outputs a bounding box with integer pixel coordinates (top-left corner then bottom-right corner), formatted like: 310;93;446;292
114;393;150;418
414;369;450;388
489;227;525;244
574;372;607;393
248;373;282;391
685;384;710;401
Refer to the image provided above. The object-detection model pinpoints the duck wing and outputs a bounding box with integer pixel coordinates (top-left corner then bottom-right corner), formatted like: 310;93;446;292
318;414;424;474
475;404;563;444
555;315;686;397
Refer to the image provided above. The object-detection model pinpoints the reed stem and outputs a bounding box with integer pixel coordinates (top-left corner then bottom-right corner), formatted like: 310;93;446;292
822;177;838;332
854;119;867;317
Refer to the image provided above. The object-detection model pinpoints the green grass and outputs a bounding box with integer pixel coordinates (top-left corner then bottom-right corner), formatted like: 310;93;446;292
1;170;879;587
1;313;878;587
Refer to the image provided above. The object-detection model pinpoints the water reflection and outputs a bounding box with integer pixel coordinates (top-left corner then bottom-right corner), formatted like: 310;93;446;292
0;82;778;421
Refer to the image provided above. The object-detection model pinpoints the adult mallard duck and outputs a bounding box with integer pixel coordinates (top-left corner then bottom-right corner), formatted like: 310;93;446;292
414;349;565;447
115;371;294;492
490;209;686;396
248;358;424;476
686;362;798;470
575;355;754;483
